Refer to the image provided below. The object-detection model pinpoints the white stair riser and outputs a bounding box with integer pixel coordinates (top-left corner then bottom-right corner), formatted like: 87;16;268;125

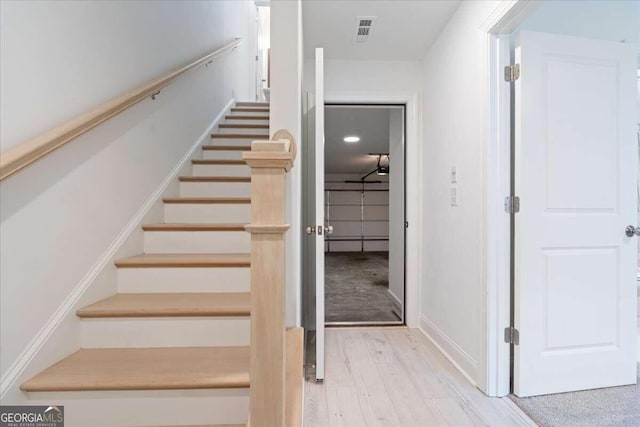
192;164;249;176
202;150;246;160
118;267;250;293
25;389;248;427
228;111;269;118
209;137;265;146
224;118;269;126
180;181;251;197
144;230;249;254
81;317;249;348
217;127;269;135
164;203;250;223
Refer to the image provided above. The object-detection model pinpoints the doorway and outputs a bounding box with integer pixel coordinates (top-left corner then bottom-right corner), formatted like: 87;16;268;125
255;4;270;102
301;49;421;381
323;105;405;326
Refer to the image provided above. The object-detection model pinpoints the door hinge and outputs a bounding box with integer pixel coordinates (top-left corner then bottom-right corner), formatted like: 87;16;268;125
504;64;520;82
504;327;519;345
405;221;409;228
504;196;520;214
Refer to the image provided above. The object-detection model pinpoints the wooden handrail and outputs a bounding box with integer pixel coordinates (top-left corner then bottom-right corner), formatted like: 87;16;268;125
0;38;242;181
243;131;301;427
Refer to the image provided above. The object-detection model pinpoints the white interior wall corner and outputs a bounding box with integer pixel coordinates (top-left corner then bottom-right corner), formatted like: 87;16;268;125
271;0;304;327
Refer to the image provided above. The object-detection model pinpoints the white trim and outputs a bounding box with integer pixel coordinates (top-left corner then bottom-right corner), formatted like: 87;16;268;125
483;33;513;397
484;0;539;397
418;314;478;387
324;90;422;328
0;99;234;399
387;289;402;319
479;0;542;33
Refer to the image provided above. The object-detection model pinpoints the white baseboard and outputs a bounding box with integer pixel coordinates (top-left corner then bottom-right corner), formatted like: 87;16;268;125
418;314;478;388
0;99;234;399
387;290;403;319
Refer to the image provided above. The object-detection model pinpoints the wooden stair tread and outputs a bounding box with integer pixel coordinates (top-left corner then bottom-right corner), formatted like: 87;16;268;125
77;293;250;318
192;159;247;165
202;145;251;151
142;223;247;231
115;253;250;268
225;115;269;120
163;197;250;204
21;347;249;392
179;176;250;183
219;124;269;129
211;134;269;139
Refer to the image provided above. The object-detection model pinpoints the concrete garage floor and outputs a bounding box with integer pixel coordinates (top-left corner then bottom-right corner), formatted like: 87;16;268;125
325;252;401;323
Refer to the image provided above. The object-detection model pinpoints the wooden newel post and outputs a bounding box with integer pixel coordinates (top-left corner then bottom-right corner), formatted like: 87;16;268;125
243;130;296;427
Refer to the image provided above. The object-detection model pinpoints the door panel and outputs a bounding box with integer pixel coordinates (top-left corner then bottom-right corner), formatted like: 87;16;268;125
313;48;325;380
302;48;325;381
514;31;637;397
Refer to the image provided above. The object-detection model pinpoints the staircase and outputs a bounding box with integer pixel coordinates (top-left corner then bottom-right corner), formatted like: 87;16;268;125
19;102;270;427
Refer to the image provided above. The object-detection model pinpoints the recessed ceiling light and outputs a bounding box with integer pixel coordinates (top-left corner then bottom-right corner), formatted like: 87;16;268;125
344;136;360;143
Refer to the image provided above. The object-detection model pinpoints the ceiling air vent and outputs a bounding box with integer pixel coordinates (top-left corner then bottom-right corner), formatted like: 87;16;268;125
355;16;375;43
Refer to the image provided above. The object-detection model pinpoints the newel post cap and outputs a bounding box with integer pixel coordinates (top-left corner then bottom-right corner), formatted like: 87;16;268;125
242;129;297;171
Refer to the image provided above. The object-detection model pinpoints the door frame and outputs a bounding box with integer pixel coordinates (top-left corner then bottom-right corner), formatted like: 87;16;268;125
481;0;541;397
324;103;407;326
324;91;422;328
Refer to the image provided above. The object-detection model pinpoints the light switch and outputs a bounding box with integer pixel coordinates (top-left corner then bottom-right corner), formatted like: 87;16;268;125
450;166;457;184
451;187;458;206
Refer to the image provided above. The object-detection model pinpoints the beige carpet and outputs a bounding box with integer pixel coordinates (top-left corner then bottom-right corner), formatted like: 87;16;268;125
511;366;639;427
512;295;640;427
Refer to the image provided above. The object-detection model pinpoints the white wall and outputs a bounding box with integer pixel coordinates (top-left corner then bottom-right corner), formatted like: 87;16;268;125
0;0;255;399
270;0;303;327
303;59;423;96
388;108;404;315
419;0;507;389
0;1;256;152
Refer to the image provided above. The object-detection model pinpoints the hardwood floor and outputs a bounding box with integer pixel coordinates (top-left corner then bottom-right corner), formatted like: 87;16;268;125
304;328;533;427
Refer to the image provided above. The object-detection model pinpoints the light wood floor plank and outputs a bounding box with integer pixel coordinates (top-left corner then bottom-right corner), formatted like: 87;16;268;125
341;330;404;426
303;380;330;427
303;328;533;427
365;330;448;425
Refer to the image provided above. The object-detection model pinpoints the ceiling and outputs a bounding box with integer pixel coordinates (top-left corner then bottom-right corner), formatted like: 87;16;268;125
324;106;396;174
302;0;461;60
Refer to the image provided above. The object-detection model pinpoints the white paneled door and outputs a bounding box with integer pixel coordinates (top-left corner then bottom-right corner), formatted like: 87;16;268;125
513;31;638;397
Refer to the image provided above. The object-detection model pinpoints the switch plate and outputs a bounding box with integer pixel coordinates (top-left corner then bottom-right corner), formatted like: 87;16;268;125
450;166;457;183
450;187;458;206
